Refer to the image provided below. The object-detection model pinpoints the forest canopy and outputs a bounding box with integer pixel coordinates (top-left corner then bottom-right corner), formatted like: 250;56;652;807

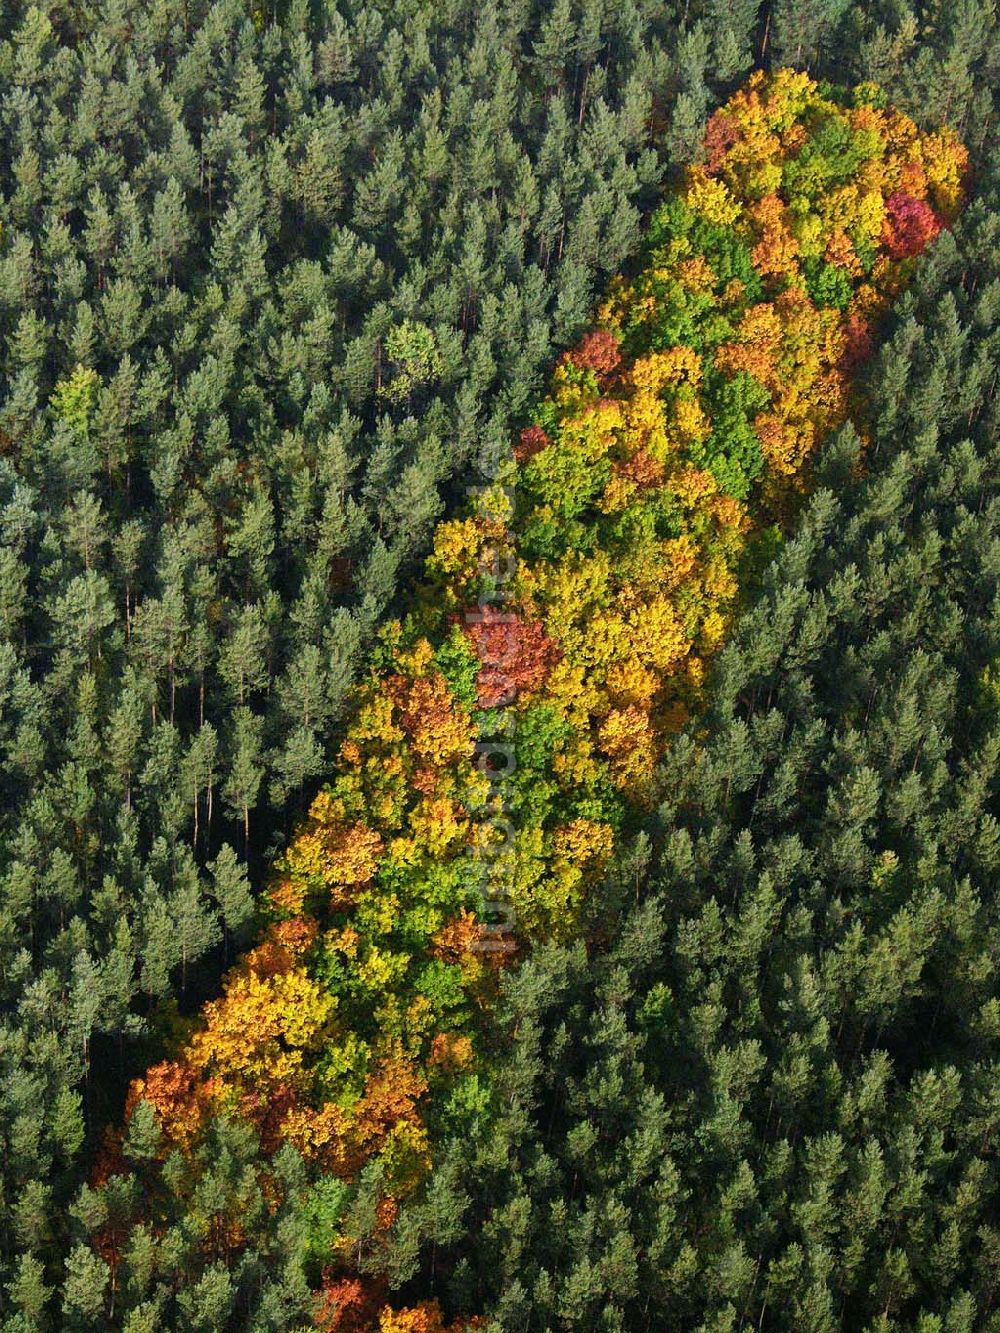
86;66;972;1333
0;1;999;1332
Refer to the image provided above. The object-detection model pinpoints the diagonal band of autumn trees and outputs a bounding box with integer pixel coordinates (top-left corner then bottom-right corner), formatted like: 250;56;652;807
91;69;968;1331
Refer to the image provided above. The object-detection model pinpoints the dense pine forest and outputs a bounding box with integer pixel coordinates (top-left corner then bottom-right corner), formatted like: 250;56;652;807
1;1;1000;1330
